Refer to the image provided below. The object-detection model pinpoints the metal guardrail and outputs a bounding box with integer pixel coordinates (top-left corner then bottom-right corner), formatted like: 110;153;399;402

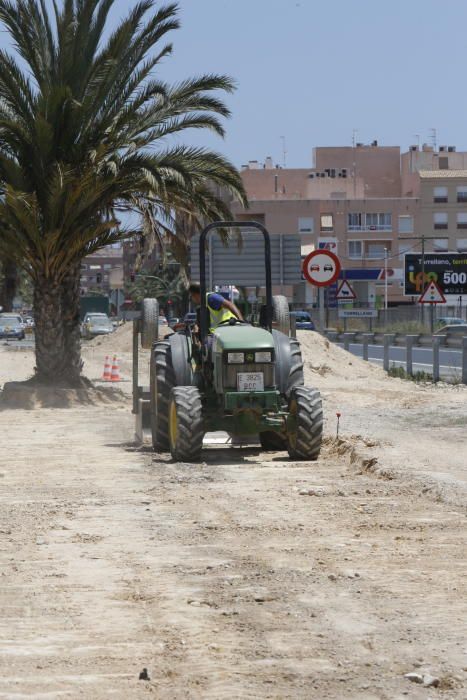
325;329;467;384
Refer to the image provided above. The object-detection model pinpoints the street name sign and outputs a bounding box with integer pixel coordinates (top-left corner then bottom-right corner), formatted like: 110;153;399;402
338;309;378;318
303;250;341;287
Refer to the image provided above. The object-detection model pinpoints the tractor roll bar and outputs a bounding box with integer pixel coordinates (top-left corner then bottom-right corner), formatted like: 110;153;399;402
198;221;273;342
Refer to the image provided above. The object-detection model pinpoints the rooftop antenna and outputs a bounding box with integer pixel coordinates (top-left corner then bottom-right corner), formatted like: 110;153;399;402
352;128;358;148
280;135;287;168
429;128;437;151
352;128;358;199
413;134;420;148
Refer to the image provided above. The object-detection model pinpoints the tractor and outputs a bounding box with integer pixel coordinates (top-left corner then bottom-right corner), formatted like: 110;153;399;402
149;221;323;462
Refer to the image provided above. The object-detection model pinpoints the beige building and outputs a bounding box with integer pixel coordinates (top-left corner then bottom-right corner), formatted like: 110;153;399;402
418;170;467;254
233;144;419;306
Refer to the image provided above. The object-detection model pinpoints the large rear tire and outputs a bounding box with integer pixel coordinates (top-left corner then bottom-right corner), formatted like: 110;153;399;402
287;386;323;461
150;340;175;450
141;298;159;349
272;295;290;336
259;431;287;451
273;331;304;398
168;386;204;462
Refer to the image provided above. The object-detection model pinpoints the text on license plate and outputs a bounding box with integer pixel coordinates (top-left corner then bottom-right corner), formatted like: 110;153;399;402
237;372;264;392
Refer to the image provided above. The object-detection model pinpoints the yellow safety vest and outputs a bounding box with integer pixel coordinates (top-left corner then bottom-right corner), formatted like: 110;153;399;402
207;293;236;332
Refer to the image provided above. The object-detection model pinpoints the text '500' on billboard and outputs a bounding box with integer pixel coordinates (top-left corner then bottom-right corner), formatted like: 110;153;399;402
404;253;467;296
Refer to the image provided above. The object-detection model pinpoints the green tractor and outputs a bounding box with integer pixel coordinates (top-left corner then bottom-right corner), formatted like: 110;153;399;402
150;221;323;462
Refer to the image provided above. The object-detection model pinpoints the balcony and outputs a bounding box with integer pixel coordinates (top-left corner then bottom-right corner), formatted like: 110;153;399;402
348;224;392;232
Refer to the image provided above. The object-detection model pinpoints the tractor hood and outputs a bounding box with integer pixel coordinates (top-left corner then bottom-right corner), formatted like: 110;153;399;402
212;325;274;352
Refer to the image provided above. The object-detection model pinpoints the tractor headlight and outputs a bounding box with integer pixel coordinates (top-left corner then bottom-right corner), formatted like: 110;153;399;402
255;351;272;363
227;352;244;364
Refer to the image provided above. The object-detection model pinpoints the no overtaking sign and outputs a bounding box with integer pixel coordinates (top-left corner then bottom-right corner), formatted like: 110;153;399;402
303;250;341;287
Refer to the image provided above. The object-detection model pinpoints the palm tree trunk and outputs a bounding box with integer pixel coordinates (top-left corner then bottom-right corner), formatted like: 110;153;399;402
33;272;82;385
60;263;83;379
0;260;18;312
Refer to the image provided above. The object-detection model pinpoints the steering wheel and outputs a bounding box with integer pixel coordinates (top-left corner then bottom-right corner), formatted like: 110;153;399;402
216;317;248;327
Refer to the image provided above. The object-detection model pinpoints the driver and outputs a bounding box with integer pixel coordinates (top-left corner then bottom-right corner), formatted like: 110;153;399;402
188;282;243;332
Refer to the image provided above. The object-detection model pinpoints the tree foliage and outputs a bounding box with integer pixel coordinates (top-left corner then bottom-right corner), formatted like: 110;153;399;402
0;0;246;381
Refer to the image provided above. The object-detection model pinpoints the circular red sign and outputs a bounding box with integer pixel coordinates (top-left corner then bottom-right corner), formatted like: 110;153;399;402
303;250;341;287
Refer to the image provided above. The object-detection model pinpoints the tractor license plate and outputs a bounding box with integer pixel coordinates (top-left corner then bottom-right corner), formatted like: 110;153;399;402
237;372;264;392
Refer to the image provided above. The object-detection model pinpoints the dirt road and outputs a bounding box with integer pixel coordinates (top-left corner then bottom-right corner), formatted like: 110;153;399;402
0;332;466;698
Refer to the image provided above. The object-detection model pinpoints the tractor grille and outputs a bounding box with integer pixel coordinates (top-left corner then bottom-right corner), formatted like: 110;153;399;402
223;363;275;390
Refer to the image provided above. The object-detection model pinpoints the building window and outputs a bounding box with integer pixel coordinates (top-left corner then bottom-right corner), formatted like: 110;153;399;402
365;213;392;231
433;239;448;251
439;157;449;170
348;240;362;259
457;239;467;252
433;186;448;203
398;215;414;234
457;213;467;229
367;243;386;259
320;214;333;231
456;186;467;203
348;213;363;230
433;212;448;230
298;217;313;234
103;263;112;270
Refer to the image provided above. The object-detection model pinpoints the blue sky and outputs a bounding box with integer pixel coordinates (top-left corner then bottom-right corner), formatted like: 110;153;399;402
155;0;467;167
2;0;466;169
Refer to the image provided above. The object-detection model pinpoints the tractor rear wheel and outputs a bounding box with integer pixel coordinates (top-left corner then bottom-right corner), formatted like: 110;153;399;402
287;386;323;461
272;295;290;336
168;386;204;462
259;431;287;451
150;340;175;450
141;298;159;349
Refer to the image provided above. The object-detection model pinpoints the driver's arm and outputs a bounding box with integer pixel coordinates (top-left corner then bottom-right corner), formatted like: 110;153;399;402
221;298;243;321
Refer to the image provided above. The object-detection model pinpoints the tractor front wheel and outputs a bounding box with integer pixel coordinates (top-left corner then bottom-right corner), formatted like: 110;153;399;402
168;386;204;462
287;386;323;460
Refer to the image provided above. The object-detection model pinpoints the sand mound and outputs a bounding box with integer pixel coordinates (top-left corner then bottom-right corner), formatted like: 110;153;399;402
85;322;135;354
297;330;387;383
0;380;127;410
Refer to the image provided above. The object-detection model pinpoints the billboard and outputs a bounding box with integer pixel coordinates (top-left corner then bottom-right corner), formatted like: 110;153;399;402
404;253;467;296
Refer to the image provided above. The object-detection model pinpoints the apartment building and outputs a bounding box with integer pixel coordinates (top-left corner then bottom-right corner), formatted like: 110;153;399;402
418;170;467;254
230;142;467;306
80;247;123;295
232;144;418;305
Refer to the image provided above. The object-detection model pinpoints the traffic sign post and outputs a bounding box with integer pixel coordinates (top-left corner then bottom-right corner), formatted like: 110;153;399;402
302;250;341;331
418;280;446;333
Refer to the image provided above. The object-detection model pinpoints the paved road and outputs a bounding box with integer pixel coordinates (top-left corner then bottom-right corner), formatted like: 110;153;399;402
338;342;463;379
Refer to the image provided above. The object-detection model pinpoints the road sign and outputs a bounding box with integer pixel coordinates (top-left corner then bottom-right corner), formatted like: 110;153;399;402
336;279;357;301
419;280;446;304
303;250;341;287
404;253;467;296
338;309;378;318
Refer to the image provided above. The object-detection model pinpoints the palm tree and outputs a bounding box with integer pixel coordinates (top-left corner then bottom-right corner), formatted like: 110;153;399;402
0;0;246;384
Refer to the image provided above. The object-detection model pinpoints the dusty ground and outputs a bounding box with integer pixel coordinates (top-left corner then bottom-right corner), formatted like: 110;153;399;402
0;327;466;699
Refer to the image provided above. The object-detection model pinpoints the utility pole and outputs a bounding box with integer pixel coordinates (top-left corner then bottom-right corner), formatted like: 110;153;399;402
384;247;388;326
398;234;439;325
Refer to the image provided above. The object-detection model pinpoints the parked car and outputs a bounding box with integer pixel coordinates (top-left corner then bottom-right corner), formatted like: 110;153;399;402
290;310;315;331
0;316;25;340
437;324;467;335
0;312;24;326
81;315;114;339
436;316;465;327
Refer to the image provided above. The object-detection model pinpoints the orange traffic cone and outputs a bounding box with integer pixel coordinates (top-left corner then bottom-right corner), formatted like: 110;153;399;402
102;355;111;381
110;355;121;382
